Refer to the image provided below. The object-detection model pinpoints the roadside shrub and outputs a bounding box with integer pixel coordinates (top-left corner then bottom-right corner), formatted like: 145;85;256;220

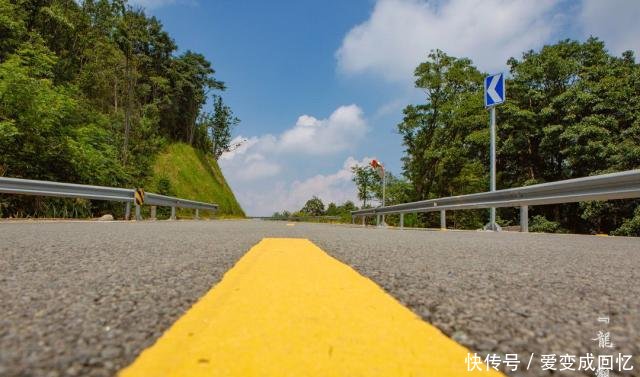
529;215;564;233
612;207;640;237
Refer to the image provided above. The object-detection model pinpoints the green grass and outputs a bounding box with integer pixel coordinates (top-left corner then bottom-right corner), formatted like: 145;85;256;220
146;143;244;218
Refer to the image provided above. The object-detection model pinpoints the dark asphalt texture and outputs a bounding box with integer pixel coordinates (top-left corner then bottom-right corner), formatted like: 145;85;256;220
0;220;638;377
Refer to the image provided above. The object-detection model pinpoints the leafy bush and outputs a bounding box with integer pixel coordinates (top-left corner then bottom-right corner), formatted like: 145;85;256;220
529;215;564;233
612;207;640;237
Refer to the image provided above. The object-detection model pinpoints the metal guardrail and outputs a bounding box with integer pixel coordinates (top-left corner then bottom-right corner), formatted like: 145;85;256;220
0;176;218;220
351;169;640;232
145;193;218;211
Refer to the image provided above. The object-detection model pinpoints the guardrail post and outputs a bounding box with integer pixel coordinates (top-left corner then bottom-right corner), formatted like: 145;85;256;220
440;210;446;230
195;209;199;220
400;213;404;229
150;206;157;220
362;216;365;226
135;204;142;221
376;214;380;226
125;202;131;220
520;205;528;233
170;206;176;220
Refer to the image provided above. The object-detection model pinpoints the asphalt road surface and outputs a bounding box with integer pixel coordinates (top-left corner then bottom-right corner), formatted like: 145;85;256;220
1;220;638;377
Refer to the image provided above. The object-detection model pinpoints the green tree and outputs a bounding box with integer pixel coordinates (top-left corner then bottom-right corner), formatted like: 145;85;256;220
325;202;339;216
502;38;640;232
209;95;239;159
339;201;357;212
301;196;325;216
351;164;380;207
0;0;26;59
612;206;640;236
0;0;235;218
398;49;485;203
397;40;640;232
382;173;413;206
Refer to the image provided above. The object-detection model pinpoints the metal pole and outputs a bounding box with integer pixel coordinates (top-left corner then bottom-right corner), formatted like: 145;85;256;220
125;202;131;220
135;204;141;221
400;213;404;229
440;210;446;230
520;205;529;233
170;206;176;220
195;209;199;220
382;172;386;207
381;172;386;225
490;106;497;230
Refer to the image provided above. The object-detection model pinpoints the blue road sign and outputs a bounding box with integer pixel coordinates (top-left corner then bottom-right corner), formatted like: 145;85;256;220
484;73;505;107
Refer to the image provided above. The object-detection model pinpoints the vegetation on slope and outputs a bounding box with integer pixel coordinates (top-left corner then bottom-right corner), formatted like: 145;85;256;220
0;0;240;218
148;143;244;218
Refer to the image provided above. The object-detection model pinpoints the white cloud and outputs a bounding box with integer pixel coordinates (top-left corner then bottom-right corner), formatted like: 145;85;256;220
373;98;409;119
219;135;280;182
336;0;562;82
223;105;366;162
229;156;374;216
579;0;640;57
337;0;640;83
234;154;282;181
284;156;370;209
279;105;367;154
218;106;370;215
220;105;367;182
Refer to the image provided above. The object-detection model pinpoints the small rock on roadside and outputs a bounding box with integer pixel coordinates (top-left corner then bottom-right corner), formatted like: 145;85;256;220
97;214;114;221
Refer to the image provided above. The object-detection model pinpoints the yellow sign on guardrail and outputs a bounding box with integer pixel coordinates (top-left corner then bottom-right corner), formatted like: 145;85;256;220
134;188;145;206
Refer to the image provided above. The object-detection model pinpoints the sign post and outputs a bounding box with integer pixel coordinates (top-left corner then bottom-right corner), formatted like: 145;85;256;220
370;159;386;226
484;73;505;231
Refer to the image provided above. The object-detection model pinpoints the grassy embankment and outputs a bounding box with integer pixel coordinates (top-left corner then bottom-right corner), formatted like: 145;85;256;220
146;143;244;219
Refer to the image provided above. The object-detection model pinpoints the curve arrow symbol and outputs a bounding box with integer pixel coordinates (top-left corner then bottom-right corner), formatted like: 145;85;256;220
487;74;502;104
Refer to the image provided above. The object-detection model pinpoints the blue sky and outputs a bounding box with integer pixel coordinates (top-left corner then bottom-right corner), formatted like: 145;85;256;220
136;0;640;215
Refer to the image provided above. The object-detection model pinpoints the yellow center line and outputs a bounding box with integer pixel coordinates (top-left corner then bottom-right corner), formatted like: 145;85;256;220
119;238;503;377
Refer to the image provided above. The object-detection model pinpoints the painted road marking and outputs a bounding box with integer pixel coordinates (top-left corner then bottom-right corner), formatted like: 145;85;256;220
119;238;503;377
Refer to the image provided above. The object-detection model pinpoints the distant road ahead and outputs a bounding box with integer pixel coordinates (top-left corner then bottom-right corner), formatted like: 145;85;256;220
1;220;638;376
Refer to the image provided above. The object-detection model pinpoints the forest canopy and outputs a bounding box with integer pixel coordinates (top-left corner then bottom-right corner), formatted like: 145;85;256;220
394;39;640;234
0;0;237;216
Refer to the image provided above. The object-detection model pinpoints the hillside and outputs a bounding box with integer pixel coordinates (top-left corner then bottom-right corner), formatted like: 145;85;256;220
0;2;246;219
147;143;244;218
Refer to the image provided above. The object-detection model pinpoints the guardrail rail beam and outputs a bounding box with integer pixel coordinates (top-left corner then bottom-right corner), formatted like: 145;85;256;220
351;170;640;232
0;177;218;221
